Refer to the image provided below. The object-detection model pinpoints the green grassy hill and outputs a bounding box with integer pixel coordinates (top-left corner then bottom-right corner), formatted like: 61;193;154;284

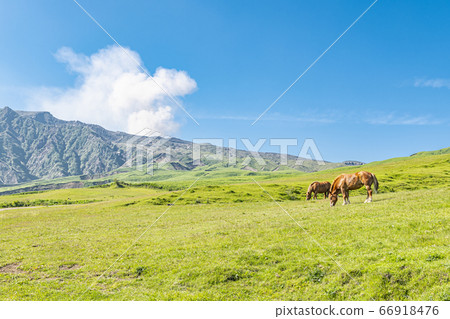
410;147;450;157
0;148;448;300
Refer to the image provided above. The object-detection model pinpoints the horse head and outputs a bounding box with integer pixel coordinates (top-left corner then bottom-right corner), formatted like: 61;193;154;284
329;192;338;207
306;191;312;200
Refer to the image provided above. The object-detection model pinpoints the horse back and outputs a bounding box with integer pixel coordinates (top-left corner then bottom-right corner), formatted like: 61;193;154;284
317;181;331;192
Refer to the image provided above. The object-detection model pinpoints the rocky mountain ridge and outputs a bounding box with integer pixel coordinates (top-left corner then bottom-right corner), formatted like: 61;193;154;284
0;107;350;185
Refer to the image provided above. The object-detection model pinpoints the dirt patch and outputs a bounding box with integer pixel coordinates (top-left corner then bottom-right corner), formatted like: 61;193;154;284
0;263;25;274
59;264;81;270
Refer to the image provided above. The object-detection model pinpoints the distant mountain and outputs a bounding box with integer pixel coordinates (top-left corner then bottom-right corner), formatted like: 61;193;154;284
0;107;347;186
342;160;365;166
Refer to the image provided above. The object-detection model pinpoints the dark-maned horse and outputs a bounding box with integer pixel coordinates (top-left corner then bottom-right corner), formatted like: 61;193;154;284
329;171;379;206
306;181;331;200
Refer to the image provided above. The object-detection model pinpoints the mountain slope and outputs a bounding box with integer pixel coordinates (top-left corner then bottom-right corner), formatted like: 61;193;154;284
0;107;345;186
0;107;126;184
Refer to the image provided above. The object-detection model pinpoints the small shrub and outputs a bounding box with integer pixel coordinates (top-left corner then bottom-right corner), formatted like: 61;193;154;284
135;266;147;277
426;254;444;262
113;179;125;188
308;267;326;283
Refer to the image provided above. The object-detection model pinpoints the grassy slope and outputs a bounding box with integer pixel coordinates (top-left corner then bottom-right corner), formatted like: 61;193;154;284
137;151;450;204
1;146;448;194
0;165;303;194
0;150;449;300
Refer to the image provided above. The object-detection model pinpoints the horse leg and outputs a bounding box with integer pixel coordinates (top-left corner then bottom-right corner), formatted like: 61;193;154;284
346;190;350;204
342;188;348;205
364;185;373;203
324;191;328;199
313;192;317;200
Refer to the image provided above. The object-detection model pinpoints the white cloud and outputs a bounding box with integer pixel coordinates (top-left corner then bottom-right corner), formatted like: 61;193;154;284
414;78;450;89
29;45;197;135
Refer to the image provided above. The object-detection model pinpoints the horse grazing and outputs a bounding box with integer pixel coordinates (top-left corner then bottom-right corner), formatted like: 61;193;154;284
329;171;379;206
306;181;331;200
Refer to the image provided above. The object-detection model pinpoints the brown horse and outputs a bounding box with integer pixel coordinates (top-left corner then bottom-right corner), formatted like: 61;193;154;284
306;181;331;200
329;171;379;206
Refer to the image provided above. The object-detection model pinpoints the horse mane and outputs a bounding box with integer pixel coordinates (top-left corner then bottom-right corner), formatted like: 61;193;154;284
330;176;341;194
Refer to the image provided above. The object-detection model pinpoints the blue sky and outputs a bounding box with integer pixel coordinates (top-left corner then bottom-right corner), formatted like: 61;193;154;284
0;0;449;162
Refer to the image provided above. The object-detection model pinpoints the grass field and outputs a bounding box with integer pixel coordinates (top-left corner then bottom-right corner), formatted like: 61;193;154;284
0;150;449;300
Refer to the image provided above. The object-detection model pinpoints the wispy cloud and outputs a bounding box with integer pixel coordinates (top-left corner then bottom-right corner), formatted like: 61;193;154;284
198;113;336;124
28;45;197;135
414;78;450;89
367;113;444;125
200;111;444;127
197;115;254;121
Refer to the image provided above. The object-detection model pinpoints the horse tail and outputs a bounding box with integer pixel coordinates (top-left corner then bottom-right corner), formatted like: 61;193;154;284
371;173;379;193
